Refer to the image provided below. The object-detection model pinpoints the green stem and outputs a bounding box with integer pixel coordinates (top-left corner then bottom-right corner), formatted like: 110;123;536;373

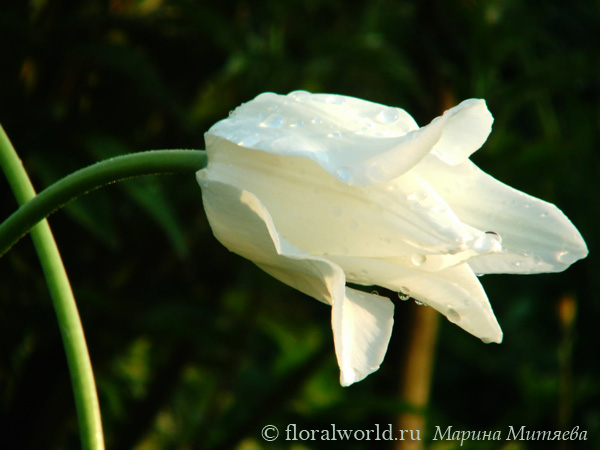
0;125;105;449
0;125;206;449
0;148;207;256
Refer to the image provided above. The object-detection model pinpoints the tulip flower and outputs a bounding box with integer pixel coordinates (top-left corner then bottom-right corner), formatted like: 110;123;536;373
196;91;588;386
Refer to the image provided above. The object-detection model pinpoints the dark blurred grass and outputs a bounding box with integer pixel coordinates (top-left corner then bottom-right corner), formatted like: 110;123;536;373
0;0;598;448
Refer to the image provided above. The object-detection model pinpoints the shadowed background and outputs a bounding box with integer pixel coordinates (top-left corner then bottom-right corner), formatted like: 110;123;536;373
0;0;598;448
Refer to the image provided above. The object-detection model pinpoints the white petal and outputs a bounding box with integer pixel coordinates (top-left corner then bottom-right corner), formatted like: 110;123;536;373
197;172;344;305
207;91;447;186
332;287;394;386
328;255;502;343
415;156;588;273
197;174;395;384
203;139;478;257
430;99;494;165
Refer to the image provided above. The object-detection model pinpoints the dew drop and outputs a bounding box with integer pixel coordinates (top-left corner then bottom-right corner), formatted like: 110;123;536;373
237;133;261;147
471;231;502;254
414;300;424;306
398;286;411;301
375;107;400;124
446;307;461;323
289;90;310;102
540;212;548;218
332;206;342;218
480;337;494;344
556;250;577;264
325;95;346;105
348;272;357;279
335;167;353;183
411;254;426;266
371;290;380;296
360;117;376;129
261;113;285;128
311;118;323;125
407;192;428;202
349;220;359;231
327;131;342;138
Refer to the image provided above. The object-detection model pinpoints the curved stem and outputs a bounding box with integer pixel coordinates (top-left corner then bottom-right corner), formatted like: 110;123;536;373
0;148;206;257
0;126;105;449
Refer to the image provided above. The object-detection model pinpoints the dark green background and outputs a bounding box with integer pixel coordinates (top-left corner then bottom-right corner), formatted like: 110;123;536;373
1;0;598;448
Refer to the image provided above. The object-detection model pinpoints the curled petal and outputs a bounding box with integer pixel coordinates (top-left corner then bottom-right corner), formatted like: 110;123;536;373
207;92;445;186
202;139;479;257
197;172;394;384
415;156;588;273
430;99;494;165
333;288;395;386
328;255;502;343
197;173;341;304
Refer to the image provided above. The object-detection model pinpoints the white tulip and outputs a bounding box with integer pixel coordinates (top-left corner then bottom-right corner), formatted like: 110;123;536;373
196;91;588;386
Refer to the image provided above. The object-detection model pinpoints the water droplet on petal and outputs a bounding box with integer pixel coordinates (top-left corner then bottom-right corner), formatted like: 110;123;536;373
261;113;285;128
411;254;426;266
327;131;342;138
325;95;346;105
349;220;359;231
556;250;577;264
332;206;342;218
237;133;261;147
311;118;323;125
414;300;424;306
375;107;400;124
289;90;310;102
335;167;353;183
481;337;494;344
471;231;503;254
446;307;460;323
360;117;376;129
398;286;411;301
407;192;428;202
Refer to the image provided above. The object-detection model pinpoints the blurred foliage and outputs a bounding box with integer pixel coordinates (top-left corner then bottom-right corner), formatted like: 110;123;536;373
0;0;598;448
